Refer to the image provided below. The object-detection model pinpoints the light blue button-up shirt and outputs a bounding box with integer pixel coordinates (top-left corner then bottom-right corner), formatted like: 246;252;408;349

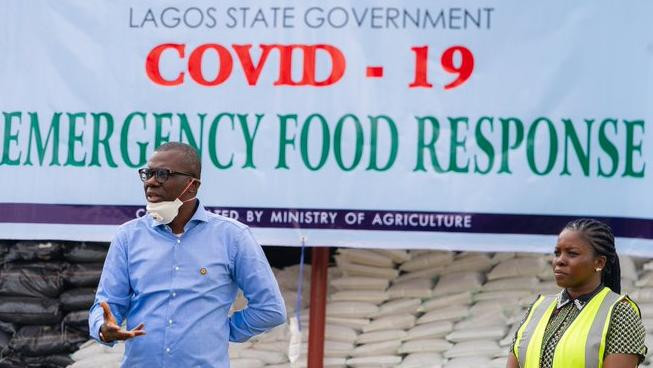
89;202;286;367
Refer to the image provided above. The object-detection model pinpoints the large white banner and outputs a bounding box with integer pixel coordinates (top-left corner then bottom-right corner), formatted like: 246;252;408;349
1;1;652;255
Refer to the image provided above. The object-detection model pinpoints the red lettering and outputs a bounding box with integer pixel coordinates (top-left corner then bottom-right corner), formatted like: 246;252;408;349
232;44;275;86
146;43;185;86
409;46;433;88
146;43;346;88
188;44;234;86
273;44;346;87
305;45;346;87
273;45;302;86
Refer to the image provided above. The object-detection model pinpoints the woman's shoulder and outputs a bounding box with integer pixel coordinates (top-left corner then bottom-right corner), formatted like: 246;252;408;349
611;297;641;321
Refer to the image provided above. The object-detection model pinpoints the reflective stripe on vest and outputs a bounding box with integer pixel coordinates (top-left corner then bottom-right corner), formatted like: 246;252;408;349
515;287;636;368
515;294;557;367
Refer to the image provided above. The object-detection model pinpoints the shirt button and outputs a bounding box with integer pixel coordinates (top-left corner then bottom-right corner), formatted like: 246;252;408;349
171;292;176;297
168;319;173;325
176;239;180;244
175;266;179;271
166;347;171;353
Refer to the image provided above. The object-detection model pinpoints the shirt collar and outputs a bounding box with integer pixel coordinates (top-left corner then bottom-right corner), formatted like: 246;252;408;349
557;283;604;310
147;199;209;228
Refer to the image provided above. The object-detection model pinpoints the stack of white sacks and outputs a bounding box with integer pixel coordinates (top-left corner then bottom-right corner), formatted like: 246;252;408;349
66;249;651;368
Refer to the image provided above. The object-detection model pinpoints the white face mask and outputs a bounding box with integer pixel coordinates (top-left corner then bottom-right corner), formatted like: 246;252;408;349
146;179;197;224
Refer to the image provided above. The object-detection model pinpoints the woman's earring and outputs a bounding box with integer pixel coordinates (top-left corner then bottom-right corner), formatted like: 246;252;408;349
595;268;602;272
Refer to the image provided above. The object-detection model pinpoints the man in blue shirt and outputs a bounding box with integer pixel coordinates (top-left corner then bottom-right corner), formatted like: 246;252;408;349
89;142;287;367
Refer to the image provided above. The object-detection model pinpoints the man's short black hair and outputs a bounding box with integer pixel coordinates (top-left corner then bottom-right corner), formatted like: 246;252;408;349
155;142;202;178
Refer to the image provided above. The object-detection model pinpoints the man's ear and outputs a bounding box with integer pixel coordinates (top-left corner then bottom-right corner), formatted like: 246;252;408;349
190;179;201;194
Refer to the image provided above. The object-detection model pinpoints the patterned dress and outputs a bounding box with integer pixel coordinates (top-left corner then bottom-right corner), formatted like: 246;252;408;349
510;286;647;368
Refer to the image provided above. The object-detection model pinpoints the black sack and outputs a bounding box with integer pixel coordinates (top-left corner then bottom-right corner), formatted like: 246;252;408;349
0;321;17;336
0;329;9;349
0;264;64;298
0;355;25;368
2;262;65;272
0;297;61;325
22;354;75;368
9;325;68;356
62;310;89;334
63;263;103;287
60;288;96;311
3;241;63;263
63;328;88;348
63;242;108;263
0;242;9;259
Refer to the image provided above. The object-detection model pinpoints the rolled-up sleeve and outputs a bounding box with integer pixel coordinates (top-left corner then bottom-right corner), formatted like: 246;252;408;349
229;228;286;342
88;231;132;345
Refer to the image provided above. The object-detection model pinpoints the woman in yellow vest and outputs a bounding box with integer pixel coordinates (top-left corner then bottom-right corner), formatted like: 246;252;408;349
506;219;647;368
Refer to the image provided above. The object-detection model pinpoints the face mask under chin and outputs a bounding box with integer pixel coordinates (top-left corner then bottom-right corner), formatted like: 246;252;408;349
145;179;197;224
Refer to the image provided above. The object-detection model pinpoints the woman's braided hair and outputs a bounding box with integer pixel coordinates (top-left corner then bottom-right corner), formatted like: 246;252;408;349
564;218;621;294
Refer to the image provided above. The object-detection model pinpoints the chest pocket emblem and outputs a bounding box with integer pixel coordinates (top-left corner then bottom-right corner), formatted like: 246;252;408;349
199;267;207;275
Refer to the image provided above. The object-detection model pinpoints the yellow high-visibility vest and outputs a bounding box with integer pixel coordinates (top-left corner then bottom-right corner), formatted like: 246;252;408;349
513;286;640;368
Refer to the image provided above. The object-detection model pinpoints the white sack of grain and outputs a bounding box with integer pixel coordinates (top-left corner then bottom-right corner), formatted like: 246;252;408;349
443;357;493;368
337;248;395;267
405;321;453;341
444;253;494;273
417;305;470;324
400;252;454;272
326;302;379;318
444;339;504;358
421;291;473;312
346;355;402;367
356;329;407;344
446;325;508;343
398;339;452;354
372;298;422;318
335;257;399;279
432;272;485;296
482;276;540;291
396;352;445;368
362;314;416;333
487;257;549;280
330;277;389;291
387;278;433;299
374;249;411;264
394;268;444;283
329;290;389;304
350;340;401;357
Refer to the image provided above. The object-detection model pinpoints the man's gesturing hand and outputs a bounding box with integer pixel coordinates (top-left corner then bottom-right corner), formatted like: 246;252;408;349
100;301;146;342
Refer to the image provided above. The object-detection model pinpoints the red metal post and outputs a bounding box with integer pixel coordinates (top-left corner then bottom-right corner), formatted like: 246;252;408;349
307;247;329;368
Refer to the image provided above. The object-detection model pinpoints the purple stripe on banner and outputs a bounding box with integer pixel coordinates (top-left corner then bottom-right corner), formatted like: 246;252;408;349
0;203;652;239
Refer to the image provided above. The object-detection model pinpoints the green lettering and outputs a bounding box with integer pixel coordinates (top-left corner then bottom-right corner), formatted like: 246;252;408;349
207;113;235;169
300;114;330;171
276;114;298;169
413;116;445;173
237;113;263;169
89;113;117;167
473;116;494;174
64;112;87;167
178;113;205;157
448;117;470;173
154;113;173;148
1;112;22;166
24;112;61;166
498;118;524;174
333;114;363;171
120;112;149;168
622;119;645;178
526;117;558;175
597;119;619;178
367;115;398;172
561;119;594;176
